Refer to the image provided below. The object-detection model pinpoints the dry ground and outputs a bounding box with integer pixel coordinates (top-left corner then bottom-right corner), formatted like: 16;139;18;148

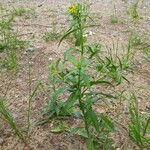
0;0;150;150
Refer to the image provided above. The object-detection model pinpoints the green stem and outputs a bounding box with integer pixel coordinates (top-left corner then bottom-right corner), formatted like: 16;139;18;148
78;69;90;137
27;54;32;132
77;20;91;139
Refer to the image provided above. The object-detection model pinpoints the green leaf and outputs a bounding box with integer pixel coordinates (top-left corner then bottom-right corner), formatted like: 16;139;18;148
68;56;78;66
43;86;68;118
80;71;91;87
80;57;90;67
51;87;68;105
89;108;100;132
98;92;116;99
67;127;88;138
75;36;81;46
129;124;142;145
36;112;54;126
51;122;69;133
59;24;99;46
101;114;114;131
0;99;25;143
59;27;79;46
63;92;78;110
85;98;100;132
64;48;78;66
90;80;113;87
86;44;101;59
86;138;95;150
143;116;150;136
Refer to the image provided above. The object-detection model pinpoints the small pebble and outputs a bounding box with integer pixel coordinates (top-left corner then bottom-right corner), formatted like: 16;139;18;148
0;138;4;145
48;57;53;61
29;61;34;65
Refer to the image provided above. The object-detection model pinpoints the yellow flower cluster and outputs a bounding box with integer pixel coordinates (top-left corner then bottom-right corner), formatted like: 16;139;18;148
68;4;77;14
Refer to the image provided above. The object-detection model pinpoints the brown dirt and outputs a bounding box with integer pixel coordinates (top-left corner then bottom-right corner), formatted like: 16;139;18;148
0;0;150;150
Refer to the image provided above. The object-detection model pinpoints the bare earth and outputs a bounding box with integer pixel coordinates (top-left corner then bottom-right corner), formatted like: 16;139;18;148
0;0;150;150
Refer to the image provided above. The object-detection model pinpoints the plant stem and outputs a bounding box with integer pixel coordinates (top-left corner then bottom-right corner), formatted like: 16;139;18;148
77;19;91;139
78;69;90;137
27;53;32;132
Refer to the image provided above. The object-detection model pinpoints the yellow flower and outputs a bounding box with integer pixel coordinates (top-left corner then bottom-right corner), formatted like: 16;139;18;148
68;4;77;14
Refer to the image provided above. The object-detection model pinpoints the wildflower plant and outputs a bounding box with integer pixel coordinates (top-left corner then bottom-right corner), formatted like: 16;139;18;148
39;4;115;149
68;4;78;14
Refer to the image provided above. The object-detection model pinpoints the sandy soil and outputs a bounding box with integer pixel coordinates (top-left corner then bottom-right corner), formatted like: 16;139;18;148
0;0;150;150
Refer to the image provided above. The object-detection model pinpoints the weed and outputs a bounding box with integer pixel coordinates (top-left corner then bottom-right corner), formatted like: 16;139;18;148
95;41;131;85
10;7;36;20
128;32;141;48
129;0;140;21
11;7;26;17
110;14;118;24
122;38;133;70
0;30;26;71
26;52;47;132
110;5;118;24
27;81;45;131
128;93;150;149
144;47;150;62
0;98;26;143
43;31;61;42
43;11;61;42
145;54;150;61
26;53;48;132
39;3;116;149
0;8;26;71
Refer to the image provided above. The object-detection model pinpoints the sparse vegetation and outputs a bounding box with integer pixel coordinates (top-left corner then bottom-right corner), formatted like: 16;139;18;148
110;5;118;24
128;32;141;48
39;4;116;149
43;10;61;42
129;0;140;21
110;14;119;24
0;7;27;71
0;98;26;143
143;46;150;62
43;31;61;42
128;94;150;149
11;7;27;17
11;7;36;19
0;1;150;150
